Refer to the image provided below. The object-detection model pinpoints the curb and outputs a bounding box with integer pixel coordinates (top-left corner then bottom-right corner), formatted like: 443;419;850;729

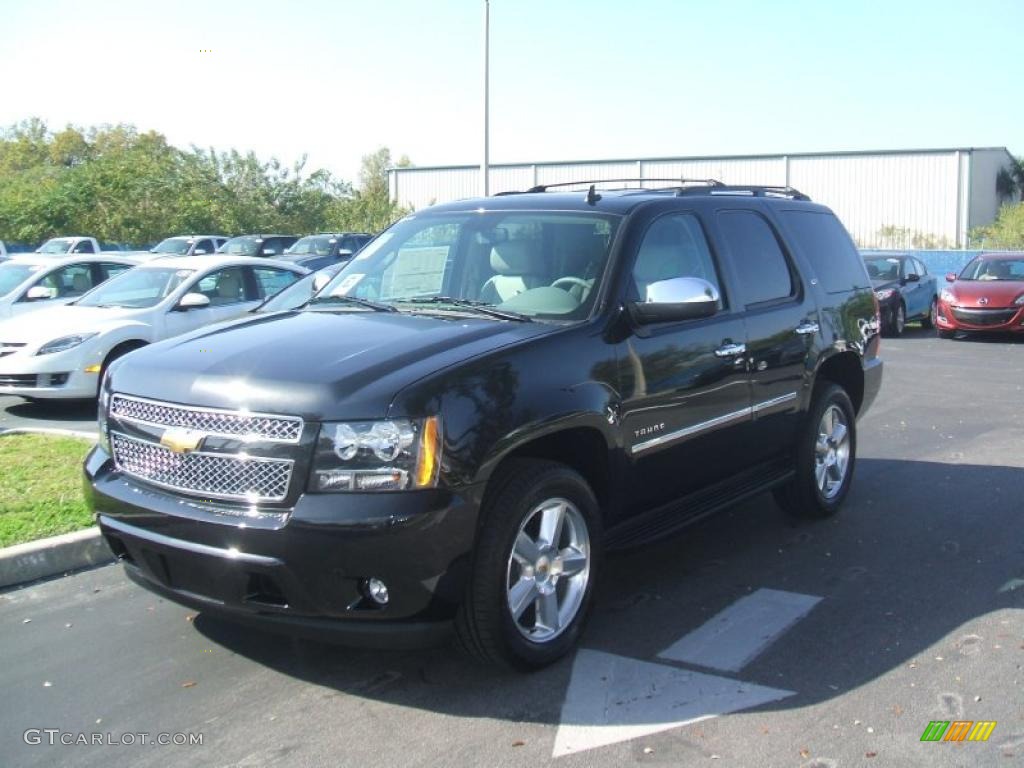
0;526;114;589
0;427;97;440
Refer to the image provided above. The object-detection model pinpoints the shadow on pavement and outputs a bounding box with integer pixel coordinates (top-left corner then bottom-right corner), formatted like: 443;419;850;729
193;457;1024;727
4;398;98;423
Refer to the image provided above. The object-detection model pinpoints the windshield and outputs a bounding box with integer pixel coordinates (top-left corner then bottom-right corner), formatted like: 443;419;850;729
217;236;261;256
285;236;335;256
958;257;1024;281
76;267;194;308
0;263;39;297
864;257;902;281
37;238;73;254
313;212;620;321
151;238;192;255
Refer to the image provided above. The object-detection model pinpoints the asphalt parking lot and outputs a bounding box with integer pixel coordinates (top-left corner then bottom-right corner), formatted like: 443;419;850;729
0;396;97;436
2;328;1023;767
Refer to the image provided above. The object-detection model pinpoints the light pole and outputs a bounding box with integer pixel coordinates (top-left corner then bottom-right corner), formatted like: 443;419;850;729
482;0;490;197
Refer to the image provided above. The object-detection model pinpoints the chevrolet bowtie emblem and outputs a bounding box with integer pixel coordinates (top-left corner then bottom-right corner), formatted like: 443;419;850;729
160;428;205;454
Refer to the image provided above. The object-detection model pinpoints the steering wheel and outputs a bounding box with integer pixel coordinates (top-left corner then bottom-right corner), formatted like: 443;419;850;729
550;277;592;293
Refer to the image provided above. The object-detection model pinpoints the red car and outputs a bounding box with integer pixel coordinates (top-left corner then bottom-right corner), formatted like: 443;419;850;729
936;253;1024;338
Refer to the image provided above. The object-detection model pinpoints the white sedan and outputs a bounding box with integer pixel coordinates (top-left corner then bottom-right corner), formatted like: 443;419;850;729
0;255;306;399
0;254;142;320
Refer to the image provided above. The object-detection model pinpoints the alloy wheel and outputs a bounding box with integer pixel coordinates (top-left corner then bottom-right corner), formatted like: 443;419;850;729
814;405;850;500
506;497;591;643
896;304;906;334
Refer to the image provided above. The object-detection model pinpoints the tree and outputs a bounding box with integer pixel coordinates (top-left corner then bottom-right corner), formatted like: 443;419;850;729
970;202;1024;249
0;118;405;245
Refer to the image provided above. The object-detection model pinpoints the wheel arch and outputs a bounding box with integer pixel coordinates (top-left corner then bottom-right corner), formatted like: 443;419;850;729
813;349;865;415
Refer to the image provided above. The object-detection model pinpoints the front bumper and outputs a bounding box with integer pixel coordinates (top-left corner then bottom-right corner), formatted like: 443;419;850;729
0;344;102;399
936;301;1024;333
85;445;481;647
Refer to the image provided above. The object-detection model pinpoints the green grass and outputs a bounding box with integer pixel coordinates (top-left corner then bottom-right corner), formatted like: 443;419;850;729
0;434;95;548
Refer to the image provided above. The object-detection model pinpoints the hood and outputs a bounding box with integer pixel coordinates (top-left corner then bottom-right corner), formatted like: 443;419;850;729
0;305;144;345
947;280;1024;308
108;309;555;420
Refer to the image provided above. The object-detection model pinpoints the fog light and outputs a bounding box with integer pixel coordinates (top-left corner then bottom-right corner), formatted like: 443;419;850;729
363;577;389;606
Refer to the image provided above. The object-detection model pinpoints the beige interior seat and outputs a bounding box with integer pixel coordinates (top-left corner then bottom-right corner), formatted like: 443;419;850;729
480;241;545;303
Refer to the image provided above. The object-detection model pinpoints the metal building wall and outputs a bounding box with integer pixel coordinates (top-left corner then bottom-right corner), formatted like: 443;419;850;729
389;149;1012;247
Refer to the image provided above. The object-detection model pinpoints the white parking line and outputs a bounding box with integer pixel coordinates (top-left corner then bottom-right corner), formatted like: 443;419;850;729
657;588;822;672
553;649;793;757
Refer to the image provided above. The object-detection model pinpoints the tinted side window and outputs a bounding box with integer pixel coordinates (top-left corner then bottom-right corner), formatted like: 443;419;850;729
779;210;869;294
192;239;212;255
717;211;794;306
73;240;96;254
196;267;247;305
100;262;133;280
39;263;94;297
631;213;724;308
253;267;300;298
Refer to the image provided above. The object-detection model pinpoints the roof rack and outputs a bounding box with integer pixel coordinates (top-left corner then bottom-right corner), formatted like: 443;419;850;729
493;178;810;201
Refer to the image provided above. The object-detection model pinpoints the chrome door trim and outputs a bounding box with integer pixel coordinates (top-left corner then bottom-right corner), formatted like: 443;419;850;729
752;391;799;414
631;406;752;455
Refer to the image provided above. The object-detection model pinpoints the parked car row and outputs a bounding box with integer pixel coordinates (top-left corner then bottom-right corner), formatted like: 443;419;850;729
863;251;1024;338
0;255;320;399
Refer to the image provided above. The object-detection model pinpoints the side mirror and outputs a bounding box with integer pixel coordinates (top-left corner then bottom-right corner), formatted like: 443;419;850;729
193;249;207;256
336;249;353;260
628;277;720;325
945;272;957;283
905;273;920;283
312;272;333;292
262;249;276;257
26;285;57;301
176;292;211;311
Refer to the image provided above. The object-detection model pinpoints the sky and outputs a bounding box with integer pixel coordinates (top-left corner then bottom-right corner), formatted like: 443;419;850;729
3;0;1021;185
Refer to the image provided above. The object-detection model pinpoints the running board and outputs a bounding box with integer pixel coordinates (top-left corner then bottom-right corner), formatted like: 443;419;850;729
604;459;794;551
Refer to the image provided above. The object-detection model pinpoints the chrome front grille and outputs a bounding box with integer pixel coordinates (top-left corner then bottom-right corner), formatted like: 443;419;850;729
110;394;303;442
111;431;293;502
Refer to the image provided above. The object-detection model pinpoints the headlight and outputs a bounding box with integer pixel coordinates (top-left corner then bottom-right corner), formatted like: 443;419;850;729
1015;294;1024;306
36;333;97;356
874;288;896;301
311;417;441;492
940;289;956;303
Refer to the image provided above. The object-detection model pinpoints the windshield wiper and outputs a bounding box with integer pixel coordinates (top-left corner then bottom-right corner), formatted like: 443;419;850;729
307;294;398;313
400;296;531;322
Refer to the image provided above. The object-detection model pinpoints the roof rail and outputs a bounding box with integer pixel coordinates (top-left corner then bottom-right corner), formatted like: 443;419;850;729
499;177;726;195
492;178;809;201
665;185;811;201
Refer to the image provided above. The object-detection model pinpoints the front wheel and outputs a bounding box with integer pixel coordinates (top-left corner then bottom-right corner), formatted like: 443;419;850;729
774;383;856;519
456;459;602;670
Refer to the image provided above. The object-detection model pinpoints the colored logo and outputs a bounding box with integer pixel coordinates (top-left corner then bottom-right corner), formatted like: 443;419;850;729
160;428;205;454
920;721;996;742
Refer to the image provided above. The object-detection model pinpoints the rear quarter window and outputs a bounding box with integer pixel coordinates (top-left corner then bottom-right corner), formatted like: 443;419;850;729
780;210;870;294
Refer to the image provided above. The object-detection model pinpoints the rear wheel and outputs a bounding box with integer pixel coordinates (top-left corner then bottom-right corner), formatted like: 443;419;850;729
893;302;906;336
774;383;856;519
921;298;937;329
456;459;601;670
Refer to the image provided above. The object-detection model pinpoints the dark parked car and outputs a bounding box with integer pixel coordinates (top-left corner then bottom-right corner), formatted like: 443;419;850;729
277;233;374;272
863;253;938;336
86;182;882;670
252;262;345;314
936;253;1024;338
216;234;298;259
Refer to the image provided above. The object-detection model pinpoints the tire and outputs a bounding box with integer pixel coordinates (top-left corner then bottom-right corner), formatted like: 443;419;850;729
455;458;602;670
938;329;956;339
921;298;937;329
773;383;856;519
893;302;906;336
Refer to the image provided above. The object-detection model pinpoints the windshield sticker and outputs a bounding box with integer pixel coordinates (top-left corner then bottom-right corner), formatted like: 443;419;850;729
332;273;365;295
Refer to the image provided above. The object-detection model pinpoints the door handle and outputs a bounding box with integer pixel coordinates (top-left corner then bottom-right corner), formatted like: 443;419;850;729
714;342;746;358
795;322;819;336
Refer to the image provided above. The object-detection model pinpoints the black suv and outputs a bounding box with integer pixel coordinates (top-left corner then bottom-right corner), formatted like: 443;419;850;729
86;182;882;670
